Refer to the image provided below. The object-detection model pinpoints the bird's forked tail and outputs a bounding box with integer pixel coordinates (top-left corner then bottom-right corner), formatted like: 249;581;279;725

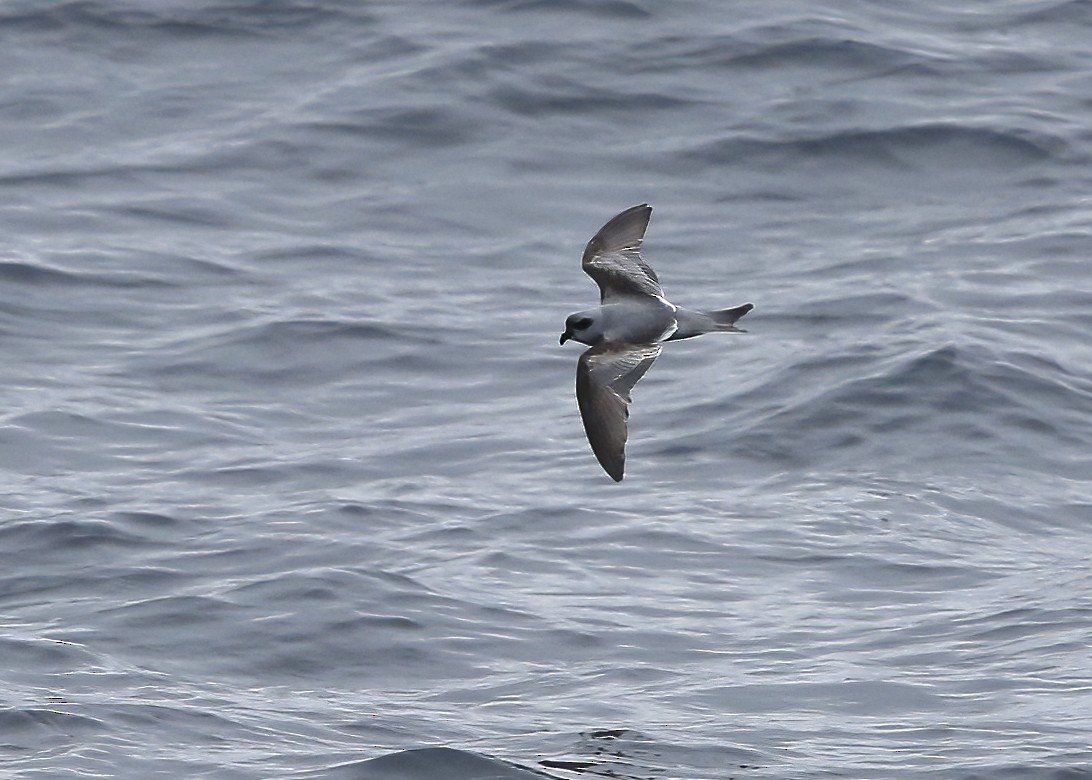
709;302;754;330
668;302;754;340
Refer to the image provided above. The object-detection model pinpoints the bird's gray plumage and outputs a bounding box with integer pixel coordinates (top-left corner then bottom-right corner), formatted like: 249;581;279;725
561;204;754;482
576;343;661;482
581;204;663;301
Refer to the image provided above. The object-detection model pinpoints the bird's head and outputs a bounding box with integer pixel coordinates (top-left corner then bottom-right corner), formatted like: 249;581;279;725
560;310;604;346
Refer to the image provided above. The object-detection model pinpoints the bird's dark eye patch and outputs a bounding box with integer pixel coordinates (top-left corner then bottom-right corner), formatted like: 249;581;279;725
574;317;593;329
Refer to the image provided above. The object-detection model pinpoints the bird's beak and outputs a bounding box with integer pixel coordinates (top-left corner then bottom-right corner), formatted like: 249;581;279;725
559;330;571;345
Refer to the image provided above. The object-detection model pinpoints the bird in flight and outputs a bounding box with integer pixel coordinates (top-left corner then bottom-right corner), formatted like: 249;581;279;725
559;204;753;481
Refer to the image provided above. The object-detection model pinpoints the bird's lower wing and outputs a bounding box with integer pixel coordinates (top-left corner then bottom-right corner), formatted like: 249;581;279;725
576;343;661;481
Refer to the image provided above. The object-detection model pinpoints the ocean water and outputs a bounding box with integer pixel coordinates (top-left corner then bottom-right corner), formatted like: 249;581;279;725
2;1;1091;778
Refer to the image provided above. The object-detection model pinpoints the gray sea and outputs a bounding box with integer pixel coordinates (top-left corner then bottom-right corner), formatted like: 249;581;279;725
3;1;1092;778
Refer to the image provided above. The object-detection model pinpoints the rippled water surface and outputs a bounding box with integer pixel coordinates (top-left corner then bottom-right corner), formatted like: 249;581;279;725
2;1;1091;778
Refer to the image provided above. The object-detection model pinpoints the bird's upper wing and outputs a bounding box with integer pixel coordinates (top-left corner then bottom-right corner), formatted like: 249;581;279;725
576;342;661;481
581;204;664;302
